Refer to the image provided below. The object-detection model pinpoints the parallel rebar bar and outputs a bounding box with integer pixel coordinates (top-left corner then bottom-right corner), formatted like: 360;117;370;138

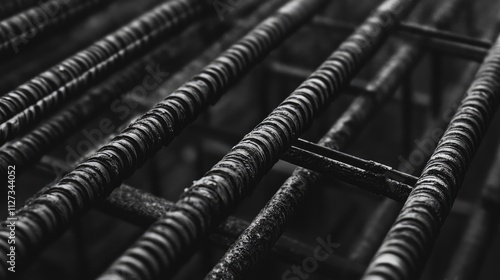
0;0;208;146
204;1;477;277
98;0;418;279
363;33;500;280
0;0;331;275
0;0;112;56
0;19;225;175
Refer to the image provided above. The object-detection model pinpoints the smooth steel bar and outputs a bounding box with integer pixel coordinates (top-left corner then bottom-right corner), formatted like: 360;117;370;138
444;145;500;279
0;0;112;56
0;0;208;146
292;138;418;185
99;0;418;279
0;0;332;275
313;17;490;62
282;145;414;202
363;33;500;280
205;1;466;278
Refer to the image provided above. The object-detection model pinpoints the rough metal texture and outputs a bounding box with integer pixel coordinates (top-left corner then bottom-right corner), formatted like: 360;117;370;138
0;0;328;276
0;19;223;175
0;0;112;56
96;0;418;279
0;0;206;146
363;34;500;280
93;184;365;279
203;1;472;278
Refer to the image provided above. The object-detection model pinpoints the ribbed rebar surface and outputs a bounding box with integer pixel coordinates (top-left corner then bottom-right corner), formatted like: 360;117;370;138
363;34;500;280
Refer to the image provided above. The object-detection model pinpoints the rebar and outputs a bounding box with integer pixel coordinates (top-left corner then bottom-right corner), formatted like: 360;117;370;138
0;0;333;275
97;0;418;279
0;0;208;146
363;32;500;280
0;0;112;56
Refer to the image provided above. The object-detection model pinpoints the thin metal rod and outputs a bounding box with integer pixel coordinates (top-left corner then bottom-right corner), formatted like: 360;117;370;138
0;0;334;275
363;33;500;280
313;17;490;62
0;0;208;146
293;138;418;185
0;0;113;56
97;0;418;278
282;145;413;202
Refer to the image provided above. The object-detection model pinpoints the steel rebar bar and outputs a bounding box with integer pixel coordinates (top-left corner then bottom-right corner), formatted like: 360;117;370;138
0;0;208;146
363;31;500;280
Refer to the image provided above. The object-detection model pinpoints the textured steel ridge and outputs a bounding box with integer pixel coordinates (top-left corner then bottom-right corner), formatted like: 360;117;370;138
0;0;38;20
0;0;111;56
98;0;417;279
0;18;223;175
363;34;500;280
0;0;207;146
0;0;286;176
204;0;467;277
0;0;330;276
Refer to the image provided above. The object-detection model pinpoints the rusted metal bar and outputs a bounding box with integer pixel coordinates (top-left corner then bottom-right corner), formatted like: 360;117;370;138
97;0;418;279
0;0;209;146
0;0;334;275
363;32;500;280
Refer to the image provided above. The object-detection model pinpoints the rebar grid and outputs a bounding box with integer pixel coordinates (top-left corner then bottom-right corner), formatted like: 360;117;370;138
1;0;500;279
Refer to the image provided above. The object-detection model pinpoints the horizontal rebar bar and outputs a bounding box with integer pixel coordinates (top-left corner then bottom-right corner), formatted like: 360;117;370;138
0;0;332;276
0;0;208;146
0;0;112;56
96;0;418;279
0;19;225;175
292;138;418;185
363;32;500;280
